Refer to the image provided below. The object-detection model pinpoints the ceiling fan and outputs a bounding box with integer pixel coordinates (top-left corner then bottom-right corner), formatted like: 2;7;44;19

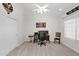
33;4;50;14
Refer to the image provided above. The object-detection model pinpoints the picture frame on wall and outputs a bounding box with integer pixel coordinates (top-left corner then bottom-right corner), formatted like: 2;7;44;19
36;22;46;28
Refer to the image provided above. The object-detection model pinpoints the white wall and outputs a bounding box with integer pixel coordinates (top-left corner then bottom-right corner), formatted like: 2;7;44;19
0;3;25;55
62;12;79;53
24;9;62;41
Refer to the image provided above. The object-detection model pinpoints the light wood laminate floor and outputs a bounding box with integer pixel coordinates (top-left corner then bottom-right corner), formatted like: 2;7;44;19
7;42;79;56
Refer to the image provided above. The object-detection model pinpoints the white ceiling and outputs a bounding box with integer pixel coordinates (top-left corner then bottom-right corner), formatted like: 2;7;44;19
22;3;79;18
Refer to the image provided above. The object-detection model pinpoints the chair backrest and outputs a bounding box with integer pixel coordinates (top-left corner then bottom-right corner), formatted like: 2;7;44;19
34;32;38;39
34;32;38;35
55;32;61;37
38;31;46;41
39;31;45;37
44;31;48;36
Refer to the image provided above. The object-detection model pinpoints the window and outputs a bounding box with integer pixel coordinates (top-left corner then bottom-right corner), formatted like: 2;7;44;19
64;17;79;41
64;19;75;40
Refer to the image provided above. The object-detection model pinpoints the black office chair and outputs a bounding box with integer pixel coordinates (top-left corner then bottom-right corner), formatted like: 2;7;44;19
44;31;50;43
54;32;61;44
38;31;46;46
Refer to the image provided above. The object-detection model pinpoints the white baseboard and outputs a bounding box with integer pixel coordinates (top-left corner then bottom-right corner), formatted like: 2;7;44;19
62;41;79;53
6;41;25;56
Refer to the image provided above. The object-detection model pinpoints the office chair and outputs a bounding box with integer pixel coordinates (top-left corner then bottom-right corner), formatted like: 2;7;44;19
44;31;50;43
38;31;46;46
33;32;38;43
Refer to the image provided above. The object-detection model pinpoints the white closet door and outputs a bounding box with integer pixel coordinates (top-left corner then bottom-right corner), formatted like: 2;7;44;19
0;14;17;55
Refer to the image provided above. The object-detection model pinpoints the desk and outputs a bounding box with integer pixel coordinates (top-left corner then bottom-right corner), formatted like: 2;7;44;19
28;35;34;43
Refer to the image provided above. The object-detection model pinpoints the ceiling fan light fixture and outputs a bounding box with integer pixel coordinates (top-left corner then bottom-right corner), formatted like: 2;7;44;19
33;4;50;14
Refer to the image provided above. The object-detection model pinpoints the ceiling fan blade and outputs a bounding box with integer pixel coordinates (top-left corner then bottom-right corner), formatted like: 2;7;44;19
32;9;41;14
35;4;41;9
42;5;48;9
43;9;50;13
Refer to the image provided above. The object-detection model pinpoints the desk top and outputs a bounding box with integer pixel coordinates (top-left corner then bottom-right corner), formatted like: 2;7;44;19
28;35;34;37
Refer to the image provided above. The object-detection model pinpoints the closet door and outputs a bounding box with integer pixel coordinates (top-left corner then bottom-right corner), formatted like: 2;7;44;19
0;14;17;55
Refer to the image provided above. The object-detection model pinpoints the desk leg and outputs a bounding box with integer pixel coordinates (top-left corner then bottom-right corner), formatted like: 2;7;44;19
29;37;34;43
29;38;32;43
